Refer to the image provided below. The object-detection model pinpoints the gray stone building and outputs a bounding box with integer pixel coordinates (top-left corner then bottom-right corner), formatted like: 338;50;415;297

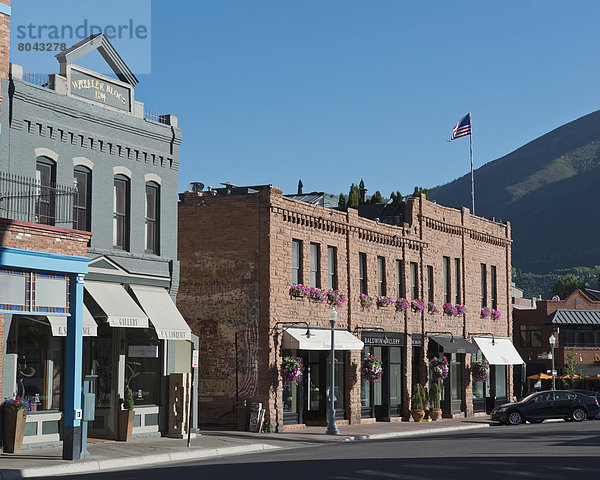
1;34;193;446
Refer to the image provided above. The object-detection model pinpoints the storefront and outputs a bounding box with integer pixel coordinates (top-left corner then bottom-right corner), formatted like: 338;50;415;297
473;336;524;413
428;334;478;416
281;327;363;425
360;331;405;420
83;280;192;439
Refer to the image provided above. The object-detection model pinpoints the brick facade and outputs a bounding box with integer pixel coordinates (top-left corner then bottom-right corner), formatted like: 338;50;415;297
514;289;600;382
0;219;91;255
178;186;513;430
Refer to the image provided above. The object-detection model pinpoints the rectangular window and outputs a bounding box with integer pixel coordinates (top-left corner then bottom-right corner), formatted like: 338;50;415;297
36;159;56;225
327;246;338;290
519;325;542;347
145;183;159;254
73;167;91;231
454;258;461;304
359;253;368;295
491;265;497;310
410;262;418;300
292;239;303;284
481;264;487;308
113;177;130;250
310;243;321;288
377;256;386;296
427;265;434;302
443;257;451;303
396;260;403;298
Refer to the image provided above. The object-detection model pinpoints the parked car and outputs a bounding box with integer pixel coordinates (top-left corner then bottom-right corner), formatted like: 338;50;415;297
570;389;600;419
491;390;600;425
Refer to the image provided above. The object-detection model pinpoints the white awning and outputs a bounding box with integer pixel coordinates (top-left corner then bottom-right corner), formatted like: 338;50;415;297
47;306;97;337
473;336;525;365
282;327;364;351
129;285;191;341
85;281;149;328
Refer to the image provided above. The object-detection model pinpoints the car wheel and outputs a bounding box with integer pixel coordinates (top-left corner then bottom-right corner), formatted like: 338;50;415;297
508;411;523;425
529;419;544;424
571;407;586;422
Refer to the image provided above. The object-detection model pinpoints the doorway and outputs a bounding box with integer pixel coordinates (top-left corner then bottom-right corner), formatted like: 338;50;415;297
361;346;403;420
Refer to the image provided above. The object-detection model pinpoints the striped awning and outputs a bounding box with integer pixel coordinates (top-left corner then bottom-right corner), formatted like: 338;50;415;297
547;309;600;325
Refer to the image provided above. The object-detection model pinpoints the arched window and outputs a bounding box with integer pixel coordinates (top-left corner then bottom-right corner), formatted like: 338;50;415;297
73;166;92;231
113;174;130;250
145;182;160;254
35;157;56;225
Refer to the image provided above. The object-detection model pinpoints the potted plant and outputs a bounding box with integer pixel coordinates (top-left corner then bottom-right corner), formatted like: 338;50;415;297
2;396;30;453
119;387;135;441
429;382;442;421
410;384;426;422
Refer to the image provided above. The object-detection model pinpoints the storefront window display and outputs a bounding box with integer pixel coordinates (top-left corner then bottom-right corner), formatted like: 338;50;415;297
11;316;64;411
125;328;161;406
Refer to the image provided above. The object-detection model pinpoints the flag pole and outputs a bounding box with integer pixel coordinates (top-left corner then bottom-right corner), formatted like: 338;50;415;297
469;112;475;215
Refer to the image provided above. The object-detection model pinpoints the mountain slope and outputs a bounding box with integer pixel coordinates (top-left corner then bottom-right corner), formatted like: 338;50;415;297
430;110;600;273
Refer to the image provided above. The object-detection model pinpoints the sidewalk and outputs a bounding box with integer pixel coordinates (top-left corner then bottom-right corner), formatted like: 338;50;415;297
0;417;492;479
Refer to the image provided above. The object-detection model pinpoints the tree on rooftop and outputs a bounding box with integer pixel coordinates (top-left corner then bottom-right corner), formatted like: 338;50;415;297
338;193;346;209
390;191;403;203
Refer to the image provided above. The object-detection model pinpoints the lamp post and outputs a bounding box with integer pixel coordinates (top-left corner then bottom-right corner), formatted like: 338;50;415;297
549;334;556;391
326;307;339;435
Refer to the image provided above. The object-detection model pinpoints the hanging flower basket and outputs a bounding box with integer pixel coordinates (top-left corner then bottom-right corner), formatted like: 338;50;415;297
411;298;425;313
327;289;347;307
307;287;327;303
472;360;490;383
362;354;383;382
427;302;439;314
360;293;374;311
395;298;410;313
430;356;449;381
376;295;392;308
289;284;308;298
490;309;501;320
282;356;305;386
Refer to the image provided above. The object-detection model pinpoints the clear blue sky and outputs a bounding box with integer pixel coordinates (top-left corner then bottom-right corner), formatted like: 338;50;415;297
13;1;600;198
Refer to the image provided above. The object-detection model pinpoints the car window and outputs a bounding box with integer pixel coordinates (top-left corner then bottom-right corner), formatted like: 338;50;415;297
555;392;572;401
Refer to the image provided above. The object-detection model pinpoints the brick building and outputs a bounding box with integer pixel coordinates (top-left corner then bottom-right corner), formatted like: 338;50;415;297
178;184;521;431
514;289;600;394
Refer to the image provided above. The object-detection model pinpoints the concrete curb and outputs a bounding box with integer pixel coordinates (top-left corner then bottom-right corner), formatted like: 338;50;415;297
0;443;281;479
344;423;491;442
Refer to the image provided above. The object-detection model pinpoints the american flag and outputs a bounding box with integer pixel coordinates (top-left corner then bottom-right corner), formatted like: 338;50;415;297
450;113;471;141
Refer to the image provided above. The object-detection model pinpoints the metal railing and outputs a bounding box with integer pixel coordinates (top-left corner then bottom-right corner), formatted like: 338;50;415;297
0;172;78;228
22;72;50;88
144;108;170;125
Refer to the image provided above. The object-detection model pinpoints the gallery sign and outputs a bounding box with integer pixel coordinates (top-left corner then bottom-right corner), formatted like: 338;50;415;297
362;331;406;347
68;65;132;112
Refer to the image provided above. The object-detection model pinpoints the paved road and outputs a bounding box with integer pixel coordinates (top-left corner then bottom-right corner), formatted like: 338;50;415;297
33;421;600;480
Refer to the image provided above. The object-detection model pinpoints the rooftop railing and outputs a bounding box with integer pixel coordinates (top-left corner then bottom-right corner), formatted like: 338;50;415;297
0;172;78;229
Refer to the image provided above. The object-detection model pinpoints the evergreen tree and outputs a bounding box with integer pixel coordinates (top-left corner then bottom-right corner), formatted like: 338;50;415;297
390;191;403;203
338;193;346;209
370;191;383;204
412;186;430;200
297;179;303;195
347;183;361;208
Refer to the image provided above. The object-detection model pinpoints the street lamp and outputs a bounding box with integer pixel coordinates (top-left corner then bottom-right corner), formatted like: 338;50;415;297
326;307;339;435
549;334;556;391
